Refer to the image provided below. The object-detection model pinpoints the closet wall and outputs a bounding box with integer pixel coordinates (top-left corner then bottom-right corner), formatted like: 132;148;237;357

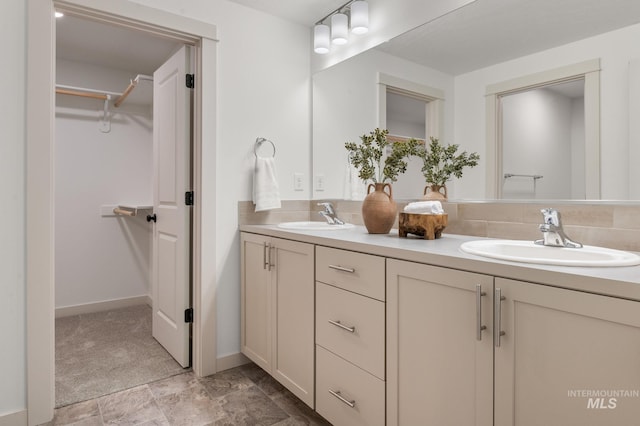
55;58;153;312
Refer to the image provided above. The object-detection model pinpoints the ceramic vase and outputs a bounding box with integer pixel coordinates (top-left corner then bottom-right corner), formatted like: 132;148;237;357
423;184;448;201
362;183;397;234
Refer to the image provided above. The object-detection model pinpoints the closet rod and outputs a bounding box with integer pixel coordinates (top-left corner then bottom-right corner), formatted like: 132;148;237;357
55;84;122;100
114;74;153;108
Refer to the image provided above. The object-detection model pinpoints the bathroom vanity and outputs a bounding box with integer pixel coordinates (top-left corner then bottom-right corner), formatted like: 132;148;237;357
240;225;640;426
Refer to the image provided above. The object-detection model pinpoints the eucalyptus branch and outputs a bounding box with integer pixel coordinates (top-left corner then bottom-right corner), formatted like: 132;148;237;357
345;129;421;183
418;137;480;186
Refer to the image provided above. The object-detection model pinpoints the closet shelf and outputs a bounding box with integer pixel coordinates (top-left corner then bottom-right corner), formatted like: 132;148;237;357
113;204;153;217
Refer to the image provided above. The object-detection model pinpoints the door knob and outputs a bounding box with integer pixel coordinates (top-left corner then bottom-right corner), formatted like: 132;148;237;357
146;214;157;223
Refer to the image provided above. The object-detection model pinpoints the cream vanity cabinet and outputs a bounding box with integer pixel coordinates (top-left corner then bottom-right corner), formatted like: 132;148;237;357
315;246;386;426
494;277;640;425
386;259;494;426
387;259;640;426
240;232;315;407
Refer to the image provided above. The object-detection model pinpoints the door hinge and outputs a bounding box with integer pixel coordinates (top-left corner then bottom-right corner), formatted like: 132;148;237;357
185;191;194;206
185;308;194;323
186;74;195;89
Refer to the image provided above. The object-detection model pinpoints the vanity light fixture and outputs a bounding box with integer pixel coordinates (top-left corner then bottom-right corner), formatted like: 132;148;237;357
313;0;369;54
331;12;349;45
350;1;369;35
55;11;64;18
314;24;330;54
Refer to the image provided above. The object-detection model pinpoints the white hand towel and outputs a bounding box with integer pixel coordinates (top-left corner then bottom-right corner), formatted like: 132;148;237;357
403;201;444;214
343;163;365;200
253;156;281;212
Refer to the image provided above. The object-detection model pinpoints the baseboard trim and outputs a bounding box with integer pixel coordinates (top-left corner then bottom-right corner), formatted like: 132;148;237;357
0;409;27;426
55;295;152;318
216;352;251;372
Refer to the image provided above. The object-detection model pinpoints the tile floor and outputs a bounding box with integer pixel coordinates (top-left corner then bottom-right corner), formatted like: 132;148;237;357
42;363;331;426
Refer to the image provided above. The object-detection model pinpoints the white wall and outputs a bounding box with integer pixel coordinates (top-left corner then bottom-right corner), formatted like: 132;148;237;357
128;0;312;359
313;48;454;199
0;0;26;417
55;59;153;309
571;97;586;198
455;23;640;200
1;0;310;417
501;89;573;199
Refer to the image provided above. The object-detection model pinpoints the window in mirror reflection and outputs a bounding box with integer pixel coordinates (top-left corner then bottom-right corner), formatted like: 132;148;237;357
500;78;585;200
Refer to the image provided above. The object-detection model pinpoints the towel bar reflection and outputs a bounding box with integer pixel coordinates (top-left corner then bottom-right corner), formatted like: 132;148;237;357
254;137;276;158
504;173;543;180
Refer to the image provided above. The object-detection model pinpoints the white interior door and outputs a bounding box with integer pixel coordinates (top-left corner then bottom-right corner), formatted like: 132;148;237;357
152;45;192;367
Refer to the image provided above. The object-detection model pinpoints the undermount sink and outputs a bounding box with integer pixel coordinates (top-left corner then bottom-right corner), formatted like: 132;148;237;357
277;221;355;231
460;239;640;267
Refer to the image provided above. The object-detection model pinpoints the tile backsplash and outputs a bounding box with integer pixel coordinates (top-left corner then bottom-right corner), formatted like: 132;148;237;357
238;200;640;252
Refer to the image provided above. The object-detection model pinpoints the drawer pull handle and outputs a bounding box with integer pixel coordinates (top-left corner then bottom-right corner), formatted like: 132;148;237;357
328;319;356;333
329;389;356;408
328;264;356;273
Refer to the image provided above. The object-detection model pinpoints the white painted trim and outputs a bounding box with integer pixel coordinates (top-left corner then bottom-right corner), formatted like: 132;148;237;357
26;2;56;425
26;1;217;424
55;296;152;318
216;353;251;372
55;0;217;41
379;73;445;100
0;410;27;426
485;59;601;199
485;59;601;96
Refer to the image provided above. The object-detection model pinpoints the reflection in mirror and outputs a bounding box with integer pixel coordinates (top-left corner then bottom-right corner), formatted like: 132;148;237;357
501;79;585;200
313;0;640;201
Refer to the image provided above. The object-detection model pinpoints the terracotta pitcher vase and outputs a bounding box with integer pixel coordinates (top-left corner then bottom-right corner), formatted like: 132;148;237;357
362;183;397;234
423;184;448;201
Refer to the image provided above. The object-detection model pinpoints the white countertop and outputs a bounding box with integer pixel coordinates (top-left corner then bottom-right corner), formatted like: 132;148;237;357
240;224;640;302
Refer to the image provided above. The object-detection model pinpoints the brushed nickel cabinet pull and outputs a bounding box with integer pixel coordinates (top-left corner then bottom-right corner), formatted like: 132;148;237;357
328;264;356;273
329;389;356;408
476;284;487;341
494;288;506;347
263;242;268;270
328;319;356;333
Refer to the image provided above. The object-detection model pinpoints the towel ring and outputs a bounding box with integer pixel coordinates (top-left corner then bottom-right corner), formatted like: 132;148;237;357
254;137;276;158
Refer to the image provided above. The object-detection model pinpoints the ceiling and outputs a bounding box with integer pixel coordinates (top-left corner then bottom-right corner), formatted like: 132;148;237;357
56;0;640;79
56;14;181;75
376;0;640;75
227;0;345;26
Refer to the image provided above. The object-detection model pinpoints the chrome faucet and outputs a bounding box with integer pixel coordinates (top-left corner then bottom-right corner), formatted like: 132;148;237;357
534;208;583;248
317;202;344;225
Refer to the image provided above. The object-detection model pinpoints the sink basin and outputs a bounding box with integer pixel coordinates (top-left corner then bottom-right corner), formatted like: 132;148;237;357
277;221;355;231
460;239;640;267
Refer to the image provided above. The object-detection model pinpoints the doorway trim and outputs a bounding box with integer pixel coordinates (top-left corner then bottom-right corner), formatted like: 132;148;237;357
485;59;601;199
26;1;218;424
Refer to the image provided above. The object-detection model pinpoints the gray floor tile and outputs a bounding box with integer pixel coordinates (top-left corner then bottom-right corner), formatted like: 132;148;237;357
216;386;289;426
155;383;225;425
99;385;165;425
47;398;102;426
199;367;254;399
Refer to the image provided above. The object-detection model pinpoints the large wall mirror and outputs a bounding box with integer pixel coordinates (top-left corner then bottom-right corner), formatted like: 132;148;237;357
312;0;640;201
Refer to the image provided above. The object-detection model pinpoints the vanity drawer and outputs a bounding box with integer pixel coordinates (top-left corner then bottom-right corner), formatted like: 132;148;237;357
316;345;385;426
316;282;385;379
315;246;385;301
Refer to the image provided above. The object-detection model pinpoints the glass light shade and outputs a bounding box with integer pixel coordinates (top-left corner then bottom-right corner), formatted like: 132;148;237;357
314;24;330;54
331;13;349;45
350;1;369;34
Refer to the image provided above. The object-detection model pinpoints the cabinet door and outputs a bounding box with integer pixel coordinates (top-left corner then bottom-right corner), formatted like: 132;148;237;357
387;259;493;426
240;233;271;372
272;238;315;408
495;278;640;426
